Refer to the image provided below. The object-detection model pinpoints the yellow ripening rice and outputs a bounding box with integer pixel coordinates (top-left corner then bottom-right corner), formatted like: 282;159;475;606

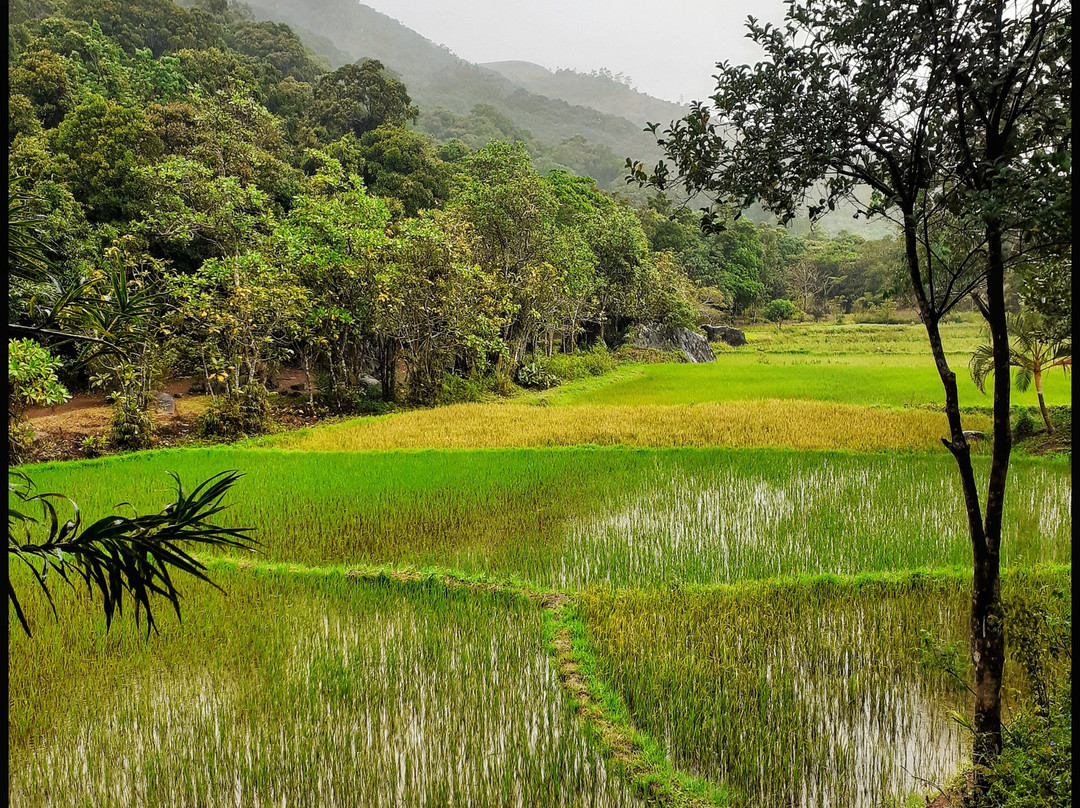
277;399;992;453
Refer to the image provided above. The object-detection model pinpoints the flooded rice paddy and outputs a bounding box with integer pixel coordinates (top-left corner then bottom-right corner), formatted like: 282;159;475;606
577;570;1071;807
8;570;637;808
559;453;1071;588
17;448;1072;589
9;445;1071;806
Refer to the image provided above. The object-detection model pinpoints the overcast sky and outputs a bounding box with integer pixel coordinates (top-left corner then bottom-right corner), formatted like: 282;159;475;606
359;0;789;103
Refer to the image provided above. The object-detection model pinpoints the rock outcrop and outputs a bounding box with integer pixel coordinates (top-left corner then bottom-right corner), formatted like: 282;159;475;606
702;324;747;347
628;324;716;363
153;392;176;414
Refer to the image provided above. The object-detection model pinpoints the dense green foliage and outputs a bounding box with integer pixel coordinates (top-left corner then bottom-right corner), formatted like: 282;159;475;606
9;0;925;438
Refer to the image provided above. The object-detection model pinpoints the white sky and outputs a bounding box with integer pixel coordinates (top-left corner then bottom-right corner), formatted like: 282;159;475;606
359;0;789;103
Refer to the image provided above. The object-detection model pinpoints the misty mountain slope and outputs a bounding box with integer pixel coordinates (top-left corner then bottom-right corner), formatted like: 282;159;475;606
237;0;893;235
239;0;667;169
482;61;688;127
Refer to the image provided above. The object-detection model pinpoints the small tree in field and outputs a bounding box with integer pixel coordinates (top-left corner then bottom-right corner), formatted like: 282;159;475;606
762;299;798;330
970;310;1071;434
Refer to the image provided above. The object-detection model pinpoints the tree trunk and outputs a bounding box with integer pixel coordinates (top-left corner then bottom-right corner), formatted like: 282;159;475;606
1034;371;1053;433
971;221;1011;796
901;209;1008;799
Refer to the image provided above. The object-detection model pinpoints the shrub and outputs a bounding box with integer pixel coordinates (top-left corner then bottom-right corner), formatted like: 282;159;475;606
197;383;270;439
1013;408;1038;440
108;395;155;451
516;361;560;390
539;344;618;384
9;423;36;464
80;435;108;458
8;338;70;417
983;671;1071;807
8;338;70;462
762;299;799;328
442;373;485;403
490;371;518;397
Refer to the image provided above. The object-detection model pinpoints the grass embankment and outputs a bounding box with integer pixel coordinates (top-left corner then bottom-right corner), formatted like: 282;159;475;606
8;565;638;808
15;446;1072;588
265;399;992;452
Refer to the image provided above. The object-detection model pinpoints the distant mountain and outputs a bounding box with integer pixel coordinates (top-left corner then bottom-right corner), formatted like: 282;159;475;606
481;61;688;128
238;0;671;189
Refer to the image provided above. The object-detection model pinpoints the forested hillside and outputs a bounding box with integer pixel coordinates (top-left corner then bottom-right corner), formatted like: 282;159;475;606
232;0;670;191
10;0;912;460
480;61;688;125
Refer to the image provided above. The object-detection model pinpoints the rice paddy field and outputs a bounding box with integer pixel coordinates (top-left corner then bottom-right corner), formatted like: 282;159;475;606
9;320;1072;807
9;566;638;807
543;354;1071;409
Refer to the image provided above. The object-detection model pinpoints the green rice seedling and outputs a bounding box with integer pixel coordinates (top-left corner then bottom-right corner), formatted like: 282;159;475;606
556;450;1071;588
575;568;1071;808
12;447;1071;589
8;565;639;808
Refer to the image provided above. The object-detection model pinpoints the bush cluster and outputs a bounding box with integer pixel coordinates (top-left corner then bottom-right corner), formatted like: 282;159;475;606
197;384;271;439
538;345;618;384
108;395;155;451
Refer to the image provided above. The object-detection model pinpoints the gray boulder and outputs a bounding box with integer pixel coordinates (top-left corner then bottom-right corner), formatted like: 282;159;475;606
703;324;747;347
628;324;716;363
359;374;383;397
153;392;176;414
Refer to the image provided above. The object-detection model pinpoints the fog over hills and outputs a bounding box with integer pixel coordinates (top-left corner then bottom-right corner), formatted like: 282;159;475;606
241;0;671;181
481;60;688;127
239;0;894;236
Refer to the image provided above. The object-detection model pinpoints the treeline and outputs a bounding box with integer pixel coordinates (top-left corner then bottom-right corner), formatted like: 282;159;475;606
8;0;909;450
638;196;908;323
7;0;697;442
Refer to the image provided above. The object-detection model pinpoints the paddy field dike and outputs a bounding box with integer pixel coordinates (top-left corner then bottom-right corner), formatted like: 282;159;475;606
9;321;1072;807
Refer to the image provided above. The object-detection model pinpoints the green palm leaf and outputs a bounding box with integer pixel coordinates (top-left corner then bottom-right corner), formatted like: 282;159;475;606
8;470;257;637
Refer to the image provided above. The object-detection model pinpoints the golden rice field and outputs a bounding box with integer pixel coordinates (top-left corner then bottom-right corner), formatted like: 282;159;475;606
267;400;992;453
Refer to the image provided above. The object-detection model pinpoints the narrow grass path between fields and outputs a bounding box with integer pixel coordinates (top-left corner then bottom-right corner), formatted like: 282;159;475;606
201;555;1071;808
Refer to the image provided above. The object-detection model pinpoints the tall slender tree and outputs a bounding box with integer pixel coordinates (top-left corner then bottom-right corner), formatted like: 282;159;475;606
631;0;1070;791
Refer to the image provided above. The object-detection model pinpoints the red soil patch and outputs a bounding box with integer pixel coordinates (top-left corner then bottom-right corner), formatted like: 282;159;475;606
23;394;211;463
19;369;324;463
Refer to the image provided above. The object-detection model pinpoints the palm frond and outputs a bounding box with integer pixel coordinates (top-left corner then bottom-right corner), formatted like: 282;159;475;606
8;470;257;637
1013;364;1033;392
968;343;996;394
